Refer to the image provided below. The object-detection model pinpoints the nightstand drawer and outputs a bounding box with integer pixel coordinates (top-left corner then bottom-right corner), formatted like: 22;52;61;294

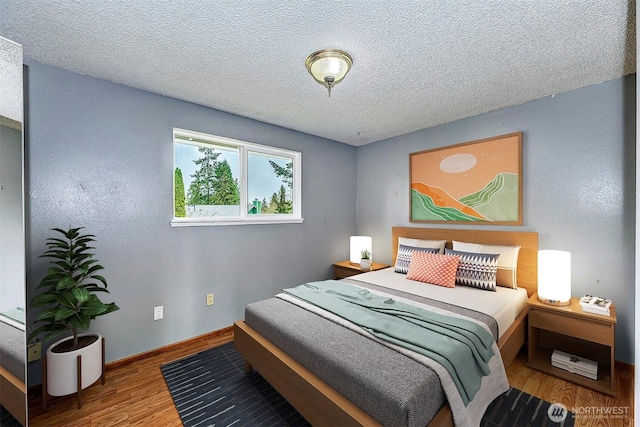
333;261;390;280
529;309;614;346
334;267;359;279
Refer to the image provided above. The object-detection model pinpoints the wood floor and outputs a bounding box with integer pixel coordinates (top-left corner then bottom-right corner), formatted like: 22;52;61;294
27;330;634;427
506;356;634;427
28;330;234;427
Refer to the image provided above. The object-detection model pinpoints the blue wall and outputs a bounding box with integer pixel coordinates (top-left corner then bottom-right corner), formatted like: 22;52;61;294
356;75;636;364
24;59;635;380
24;61;357;384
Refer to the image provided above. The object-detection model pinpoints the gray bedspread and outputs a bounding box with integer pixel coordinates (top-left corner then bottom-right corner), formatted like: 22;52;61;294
0;316;26;382
244;279;502;427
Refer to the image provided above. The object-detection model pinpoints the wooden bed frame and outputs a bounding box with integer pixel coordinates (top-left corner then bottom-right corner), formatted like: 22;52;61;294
0;362;27;426
234;227;538;427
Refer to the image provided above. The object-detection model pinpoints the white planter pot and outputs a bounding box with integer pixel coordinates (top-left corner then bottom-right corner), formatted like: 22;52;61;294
46;333;103;397
360;259;372;271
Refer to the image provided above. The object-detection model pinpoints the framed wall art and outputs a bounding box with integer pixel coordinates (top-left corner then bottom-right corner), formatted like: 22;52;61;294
410;132;522;225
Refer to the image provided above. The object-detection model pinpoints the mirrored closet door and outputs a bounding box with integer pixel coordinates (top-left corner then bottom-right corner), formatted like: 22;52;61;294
0;35;27;426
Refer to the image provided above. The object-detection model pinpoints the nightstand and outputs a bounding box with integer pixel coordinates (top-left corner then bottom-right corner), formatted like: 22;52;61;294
333;260;390;279
527;294;616;396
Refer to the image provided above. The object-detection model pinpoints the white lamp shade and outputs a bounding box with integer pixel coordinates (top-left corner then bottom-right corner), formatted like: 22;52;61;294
538;250;571;305
350;236;372;264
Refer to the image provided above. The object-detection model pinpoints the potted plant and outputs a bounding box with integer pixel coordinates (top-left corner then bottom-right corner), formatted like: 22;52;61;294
360;249;372;271
28;227;119;400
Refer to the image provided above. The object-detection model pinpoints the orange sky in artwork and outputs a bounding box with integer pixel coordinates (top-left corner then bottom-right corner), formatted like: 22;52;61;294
411;135;520;200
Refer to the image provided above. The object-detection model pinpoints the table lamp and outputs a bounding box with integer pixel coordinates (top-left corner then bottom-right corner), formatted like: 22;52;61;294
537;250;571;306
350;236;372;265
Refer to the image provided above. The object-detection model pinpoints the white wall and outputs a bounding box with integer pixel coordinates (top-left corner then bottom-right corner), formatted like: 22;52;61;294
0;124;25;312
0;36;24;314
0;36;22;127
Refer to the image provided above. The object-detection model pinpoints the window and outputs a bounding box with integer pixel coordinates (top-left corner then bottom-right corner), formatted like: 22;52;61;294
172;128;302;226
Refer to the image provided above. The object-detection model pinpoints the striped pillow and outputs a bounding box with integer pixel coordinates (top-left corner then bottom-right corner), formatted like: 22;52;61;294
445;249;499;291
452;241;521;289
394;244;440;274
398;237;446;254
406;251;461;288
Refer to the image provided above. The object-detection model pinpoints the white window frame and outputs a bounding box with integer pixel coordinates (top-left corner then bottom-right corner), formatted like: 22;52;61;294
171;128;303;227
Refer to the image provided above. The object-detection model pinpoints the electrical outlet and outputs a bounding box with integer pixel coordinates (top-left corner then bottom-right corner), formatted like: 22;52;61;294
154;305;163;320
27;341;42;362
206;293;214;306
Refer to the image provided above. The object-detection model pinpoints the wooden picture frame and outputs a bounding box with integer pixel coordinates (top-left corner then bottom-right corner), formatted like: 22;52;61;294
410;132;522;225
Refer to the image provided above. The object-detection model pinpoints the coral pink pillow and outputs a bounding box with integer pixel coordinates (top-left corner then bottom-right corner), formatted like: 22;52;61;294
406;251;461;288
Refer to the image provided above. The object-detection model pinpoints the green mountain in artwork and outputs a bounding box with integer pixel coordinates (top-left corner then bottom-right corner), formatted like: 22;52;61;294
412;173;519;222
461;173;519;221
411;190;486;221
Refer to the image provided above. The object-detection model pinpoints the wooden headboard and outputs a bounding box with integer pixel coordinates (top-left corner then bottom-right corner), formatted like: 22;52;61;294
392;227;538;297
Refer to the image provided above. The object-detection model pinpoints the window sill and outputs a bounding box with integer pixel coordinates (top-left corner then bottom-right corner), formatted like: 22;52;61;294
171;217;304;227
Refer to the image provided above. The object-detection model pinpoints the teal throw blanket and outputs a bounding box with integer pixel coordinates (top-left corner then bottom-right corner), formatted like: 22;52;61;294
282;280;495;405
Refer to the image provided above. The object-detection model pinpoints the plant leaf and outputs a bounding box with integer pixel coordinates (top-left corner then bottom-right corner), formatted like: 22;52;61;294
54;307;78;322
56;276;77;291
77;259;98;274
41;249;69;259
86;264;105;277
55;291;76;307
102;302;120;315
67;228;82;239
80;305;108;317
85;283;110;294
44;329;68;342
73;254;93;265
34;308;60;322
29;293;58;307
92;275;108;287
51;260;72;270
74;236;96;246
29;226;116;343
71;287;90;303
70;312;91;330
28;324;67;342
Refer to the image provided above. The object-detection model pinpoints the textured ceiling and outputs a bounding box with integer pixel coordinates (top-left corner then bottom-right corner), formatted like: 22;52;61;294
0;1;636;146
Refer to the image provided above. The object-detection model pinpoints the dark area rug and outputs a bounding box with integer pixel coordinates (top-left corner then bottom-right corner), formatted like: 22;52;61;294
162;343;574;427
161;342;308;426
481;387;575;427
0;405;21;427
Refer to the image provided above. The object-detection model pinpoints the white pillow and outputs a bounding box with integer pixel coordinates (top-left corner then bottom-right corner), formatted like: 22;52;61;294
398;237;446;253
452;241;521;289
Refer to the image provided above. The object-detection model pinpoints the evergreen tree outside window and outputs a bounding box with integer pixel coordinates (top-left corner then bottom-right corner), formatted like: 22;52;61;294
248;151;293;215
187;147;224;205
174;168;186;217
172;128;302;226
211;159;240;205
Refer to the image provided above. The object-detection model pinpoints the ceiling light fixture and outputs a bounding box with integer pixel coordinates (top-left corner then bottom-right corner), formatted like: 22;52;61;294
305;49;353;97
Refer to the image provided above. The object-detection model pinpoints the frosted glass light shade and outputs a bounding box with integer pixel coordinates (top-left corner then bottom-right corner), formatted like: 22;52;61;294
350;236;372;264
307;54;350;83
537;250;571;306
305;49;353;96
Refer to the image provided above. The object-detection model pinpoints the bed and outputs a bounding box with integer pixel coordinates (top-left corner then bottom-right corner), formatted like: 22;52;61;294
0;311;27;426
234;227;538;426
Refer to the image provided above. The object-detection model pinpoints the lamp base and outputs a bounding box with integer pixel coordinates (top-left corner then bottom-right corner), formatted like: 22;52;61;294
537;295;571;306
